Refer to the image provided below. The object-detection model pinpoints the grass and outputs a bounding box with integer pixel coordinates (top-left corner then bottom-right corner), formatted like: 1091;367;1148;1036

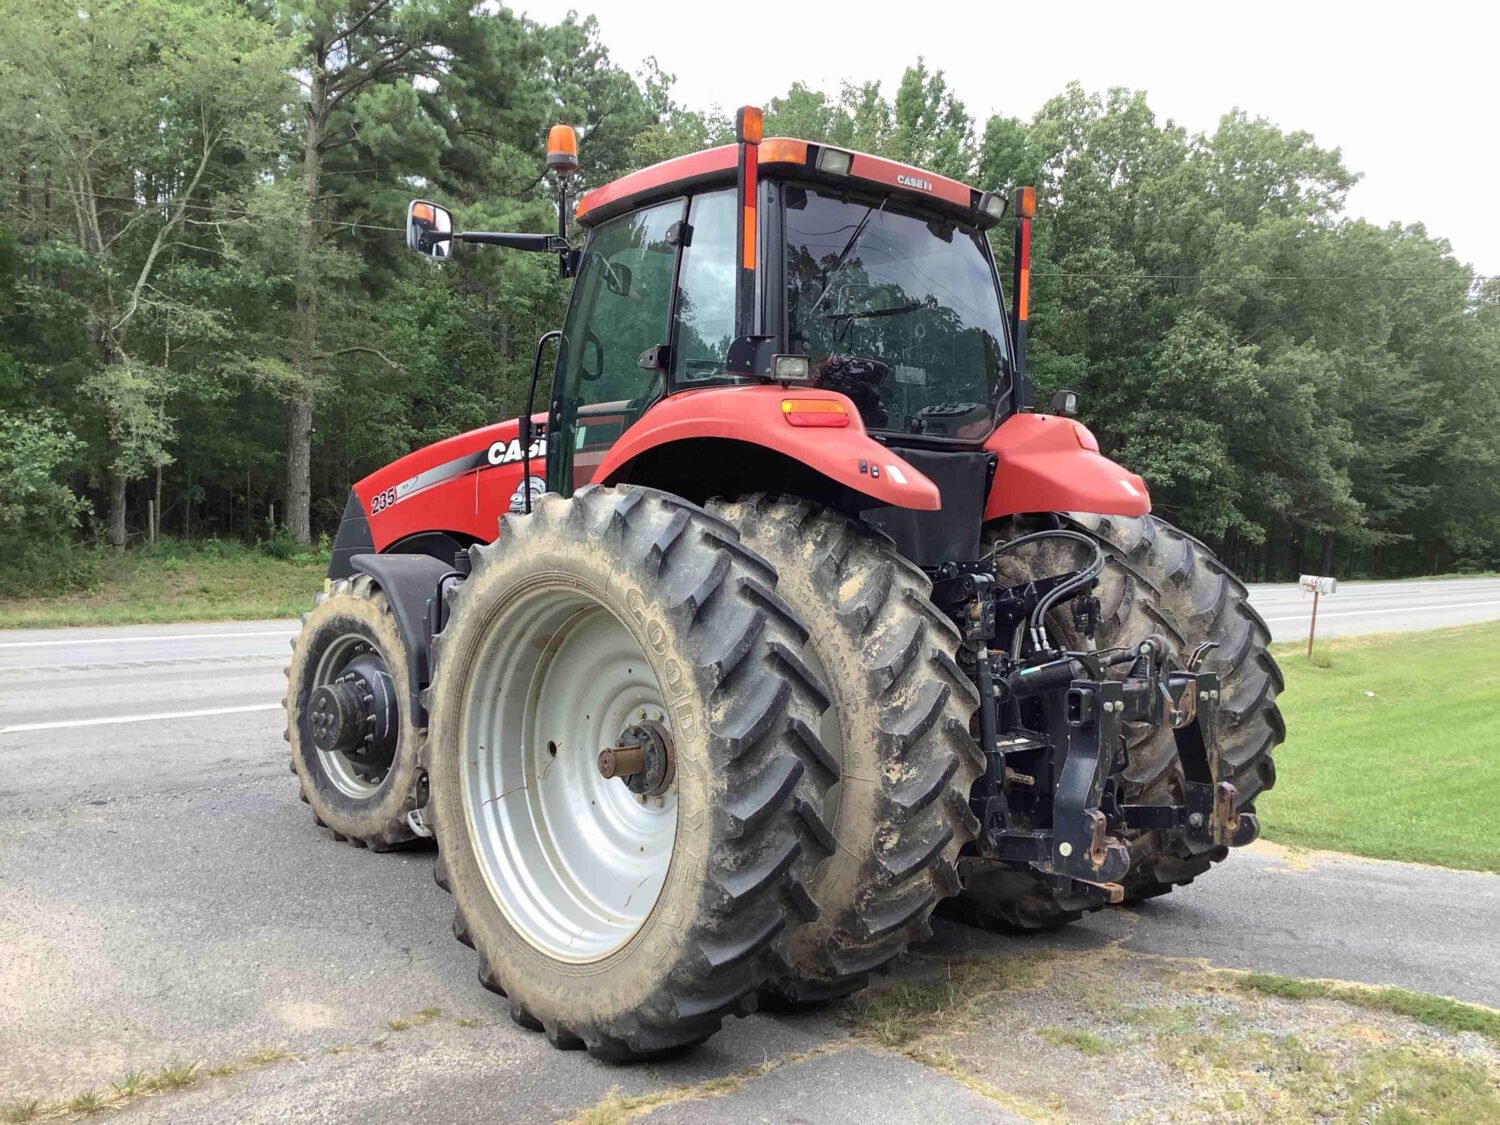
836;949;1500;1123
841;953;1052;1047
1262;620;1500;871
0;539;325;628
4;1048;295;1121
384;1006;442;1032
1035;1026;1117;1056
562;1050;838;1125
62;1091;106;1116
1235;971;1500;1044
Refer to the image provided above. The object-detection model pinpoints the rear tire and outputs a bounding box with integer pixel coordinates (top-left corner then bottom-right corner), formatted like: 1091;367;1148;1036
285;575;421;851
946;513;1283;930
425;487;836;1060
710;496;983;1000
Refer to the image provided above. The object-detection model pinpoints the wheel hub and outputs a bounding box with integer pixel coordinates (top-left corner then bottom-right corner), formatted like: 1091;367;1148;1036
309;651;397;779
597;720;675;797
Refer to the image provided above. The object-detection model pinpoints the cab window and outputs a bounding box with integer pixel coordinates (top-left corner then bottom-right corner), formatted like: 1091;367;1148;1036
670;189;738;386
551;198;683;493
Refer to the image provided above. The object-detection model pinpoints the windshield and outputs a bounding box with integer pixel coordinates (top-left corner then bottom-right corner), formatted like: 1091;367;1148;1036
782;184;1010;441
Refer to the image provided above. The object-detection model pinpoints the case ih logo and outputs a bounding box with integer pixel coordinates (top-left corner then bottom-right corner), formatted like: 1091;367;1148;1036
897;174;933;192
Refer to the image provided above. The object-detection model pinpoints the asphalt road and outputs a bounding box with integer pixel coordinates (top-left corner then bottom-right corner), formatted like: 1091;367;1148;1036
1246;575;1500;641
2;580;1497;1120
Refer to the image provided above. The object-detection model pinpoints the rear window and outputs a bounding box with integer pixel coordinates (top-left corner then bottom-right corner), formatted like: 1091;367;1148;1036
783;184;1009;441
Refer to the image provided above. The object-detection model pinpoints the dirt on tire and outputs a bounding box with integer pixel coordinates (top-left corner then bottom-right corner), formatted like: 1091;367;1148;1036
945;513;1283;931
711;495;984;999
285;574;422;851
423;486;838;1060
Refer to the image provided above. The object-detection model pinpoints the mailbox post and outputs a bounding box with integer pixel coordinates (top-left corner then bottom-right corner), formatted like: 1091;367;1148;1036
1299;574;1337;658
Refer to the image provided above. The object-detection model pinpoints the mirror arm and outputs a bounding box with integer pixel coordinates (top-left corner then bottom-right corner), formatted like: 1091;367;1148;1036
455;231;570;253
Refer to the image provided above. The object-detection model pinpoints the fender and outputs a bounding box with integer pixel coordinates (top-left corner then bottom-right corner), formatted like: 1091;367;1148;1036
594;385;940;510
353;414;546;551
983;413;1151;520
349;552;461;723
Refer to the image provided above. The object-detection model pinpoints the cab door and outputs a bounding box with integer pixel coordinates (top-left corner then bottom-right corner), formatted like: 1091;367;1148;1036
546;188;742;496
546;199;683;496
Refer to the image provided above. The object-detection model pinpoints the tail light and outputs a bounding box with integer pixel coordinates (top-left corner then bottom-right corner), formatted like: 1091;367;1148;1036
781;399;849;428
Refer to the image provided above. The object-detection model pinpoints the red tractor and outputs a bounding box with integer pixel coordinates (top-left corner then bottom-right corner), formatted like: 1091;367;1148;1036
285;109;1281;1060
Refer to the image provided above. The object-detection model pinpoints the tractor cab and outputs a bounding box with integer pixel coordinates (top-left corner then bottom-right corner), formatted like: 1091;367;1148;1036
408;109;1054;569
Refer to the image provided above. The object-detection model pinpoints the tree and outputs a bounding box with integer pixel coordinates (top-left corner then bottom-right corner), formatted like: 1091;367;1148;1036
278;0;469;543
0;0;288;545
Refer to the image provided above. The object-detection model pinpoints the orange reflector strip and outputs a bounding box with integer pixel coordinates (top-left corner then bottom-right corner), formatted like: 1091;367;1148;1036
759;138;808;166
1016;185;1036;218
1016;215;1032;321
740;138;759;272
742;204;756;270
781;399;849;427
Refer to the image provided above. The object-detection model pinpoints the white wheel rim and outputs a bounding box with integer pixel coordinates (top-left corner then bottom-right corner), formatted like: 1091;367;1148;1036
313;631;386;799
460;587;677;962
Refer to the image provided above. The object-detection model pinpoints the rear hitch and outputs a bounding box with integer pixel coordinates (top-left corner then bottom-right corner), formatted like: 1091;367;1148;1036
1119;670;1259;850
977;639;1257;897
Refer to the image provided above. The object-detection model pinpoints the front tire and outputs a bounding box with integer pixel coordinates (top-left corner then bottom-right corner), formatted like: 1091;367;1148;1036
285;575;422;851
425;487;837;1060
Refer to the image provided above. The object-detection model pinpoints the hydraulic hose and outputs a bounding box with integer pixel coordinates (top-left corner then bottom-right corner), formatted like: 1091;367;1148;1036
988;529;1107;654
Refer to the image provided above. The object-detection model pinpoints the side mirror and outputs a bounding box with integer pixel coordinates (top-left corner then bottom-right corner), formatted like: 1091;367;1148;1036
407;199;453;260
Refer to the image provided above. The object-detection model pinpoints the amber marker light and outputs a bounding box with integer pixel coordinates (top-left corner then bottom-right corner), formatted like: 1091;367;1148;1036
759;138;808;166
546;124;579;176
781;399;849;428
735;105;763;146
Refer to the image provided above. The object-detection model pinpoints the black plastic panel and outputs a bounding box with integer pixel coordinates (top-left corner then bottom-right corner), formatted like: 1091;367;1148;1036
327;490;375;580
860;448;994;567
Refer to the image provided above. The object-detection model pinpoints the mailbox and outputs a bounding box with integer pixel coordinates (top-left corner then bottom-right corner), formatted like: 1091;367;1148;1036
1299;575;1337;596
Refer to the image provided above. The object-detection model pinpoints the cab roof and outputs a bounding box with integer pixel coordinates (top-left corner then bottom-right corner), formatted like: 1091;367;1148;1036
574;138;999;230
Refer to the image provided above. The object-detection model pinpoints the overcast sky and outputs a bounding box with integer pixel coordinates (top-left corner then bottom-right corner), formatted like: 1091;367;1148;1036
519;0;1497;276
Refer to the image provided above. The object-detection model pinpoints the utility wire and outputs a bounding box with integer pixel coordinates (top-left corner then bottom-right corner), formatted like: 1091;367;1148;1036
1033;271;1495;285
9;189;1497;285
8;186;407;234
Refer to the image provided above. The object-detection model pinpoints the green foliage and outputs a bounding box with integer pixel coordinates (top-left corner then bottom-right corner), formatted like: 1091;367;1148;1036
0;412;92;595
0;11;1494;578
